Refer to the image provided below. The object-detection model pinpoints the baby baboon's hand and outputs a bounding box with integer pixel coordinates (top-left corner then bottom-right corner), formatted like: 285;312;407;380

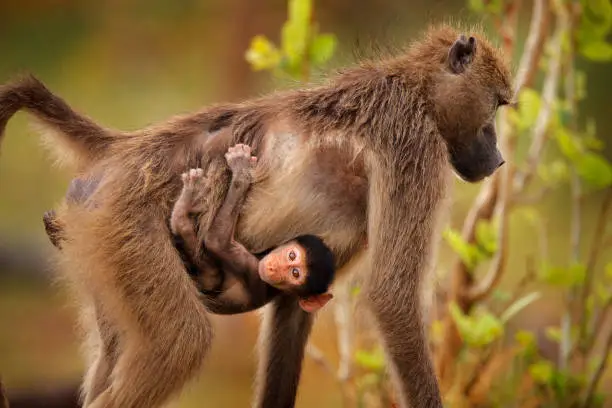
225;144;257;176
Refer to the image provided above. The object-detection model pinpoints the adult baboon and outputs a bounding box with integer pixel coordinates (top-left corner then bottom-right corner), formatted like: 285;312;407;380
0;25;512;408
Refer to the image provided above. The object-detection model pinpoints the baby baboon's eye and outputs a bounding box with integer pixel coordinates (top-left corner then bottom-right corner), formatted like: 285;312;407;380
292;268;300;279
288;250;296;261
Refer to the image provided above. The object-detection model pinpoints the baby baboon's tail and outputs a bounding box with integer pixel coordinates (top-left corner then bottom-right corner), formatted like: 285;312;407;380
0;74;116;163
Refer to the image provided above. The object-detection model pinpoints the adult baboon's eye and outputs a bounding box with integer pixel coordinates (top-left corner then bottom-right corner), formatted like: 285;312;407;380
292;268;300;279
288;250;296;261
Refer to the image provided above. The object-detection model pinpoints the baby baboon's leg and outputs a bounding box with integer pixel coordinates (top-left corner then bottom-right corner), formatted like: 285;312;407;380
253;294;314;408
170;168;208;260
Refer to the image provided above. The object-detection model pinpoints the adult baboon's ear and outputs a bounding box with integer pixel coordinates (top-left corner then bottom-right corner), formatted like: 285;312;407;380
448;35;477;74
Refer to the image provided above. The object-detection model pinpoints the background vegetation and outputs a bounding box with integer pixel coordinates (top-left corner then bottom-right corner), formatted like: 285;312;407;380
0;0;611;407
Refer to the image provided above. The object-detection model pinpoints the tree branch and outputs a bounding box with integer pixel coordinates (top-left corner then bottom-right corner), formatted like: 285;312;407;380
333;279;354;382
465;0;552;303
578;187;612;348
513;0;551;95
513;0;564;193
584;325;612;406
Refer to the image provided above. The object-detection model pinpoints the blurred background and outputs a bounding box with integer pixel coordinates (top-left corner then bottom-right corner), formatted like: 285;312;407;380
0;0;611;407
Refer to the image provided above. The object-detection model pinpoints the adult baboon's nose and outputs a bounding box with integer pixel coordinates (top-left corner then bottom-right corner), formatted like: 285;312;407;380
498;159;505;168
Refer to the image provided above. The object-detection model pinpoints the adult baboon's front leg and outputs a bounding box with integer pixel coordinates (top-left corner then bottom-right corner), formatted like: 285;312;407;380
364;166;444;408
253;294;314;408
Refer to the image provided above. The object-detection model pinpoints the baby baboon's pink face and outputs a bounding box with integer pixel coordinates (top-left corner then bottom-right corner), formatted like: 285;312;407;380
258;241;308;290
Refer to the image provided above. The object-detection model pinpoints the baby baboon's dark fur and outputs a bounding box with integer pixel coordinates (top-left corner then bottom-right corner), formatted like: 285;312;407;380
0;25;512;408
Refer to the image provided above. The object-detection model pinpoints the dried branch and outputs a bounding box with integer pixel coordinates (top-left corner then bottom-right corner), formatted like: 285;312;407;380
436;0;547;381
306;343;338;380
512;0;551;95
560;0;580;370
584;325;612;406
333;279;355;382
578;187;612;342
466;157;513;302
513;2;564;193
584;296;612;357
464;0;553;303
512;186;550;205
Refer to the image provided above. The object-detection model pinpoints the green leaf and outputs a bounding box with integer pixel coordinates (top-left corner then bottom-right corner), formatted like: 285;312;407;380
529;360;555;384
475;219;498;255
309;33;337;65
515;330;536;348
354;348;386;372
554;127;582;161
500;292;541;323
443;228;483;270
606;262;612;279
581;41;612;61
469;0;485;12
449;303;504;348
584;0;612;29
287;0;312;25
545;326;562;343
281;20;309;67
595;282;609;303
281;0;314;69
484;0;503;14
539;263;586;288
574;152;612;189
516;88;542;131
245;35;282;71
539;160;570;186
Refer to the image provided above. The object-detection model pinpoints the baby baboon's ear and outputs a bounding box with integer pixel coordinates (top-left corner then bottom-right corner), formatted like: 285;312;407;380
448;35;477;74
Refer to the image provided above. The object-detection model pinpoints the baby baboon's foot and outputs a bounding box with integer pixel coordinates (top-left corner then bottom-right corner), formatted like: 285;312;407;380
181;168;205;192
225;144;257;175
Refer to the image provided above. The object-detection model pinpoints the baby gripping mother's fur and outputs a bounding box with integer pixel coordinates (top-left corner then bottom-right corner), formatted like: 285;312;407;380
0;25;512;408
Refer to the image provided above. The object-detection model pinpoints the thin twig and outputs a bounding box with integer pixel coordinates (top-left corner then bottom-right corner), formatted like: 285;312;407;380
436;0;544;382
465;114;513;302
585;296;612;357
306;343;338;380
578;187;612;342
584;326;612;406
513;1;564;193
464;0;553;303
333;279;354;382
560;0;580;371
512;0;551;96
512;187;550;205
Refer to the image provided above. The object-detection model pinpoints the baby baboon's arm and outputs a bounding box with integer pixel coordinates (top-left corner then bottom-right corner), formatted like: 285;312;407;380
203;144;259;278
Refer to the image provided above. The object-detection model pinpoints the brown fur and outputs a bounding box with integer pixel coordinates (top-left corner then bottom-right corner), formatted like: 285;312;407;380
0;24;512;408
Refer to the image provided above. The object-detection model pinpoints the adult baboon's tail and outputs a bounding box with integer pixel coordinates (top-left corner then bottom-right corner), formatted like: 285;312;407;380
0;74;115;163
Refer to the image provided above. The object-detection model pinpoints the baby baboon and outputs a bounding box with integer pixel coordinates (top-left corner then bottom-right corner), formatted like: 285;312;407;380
170;143;336;314
0;25;512;408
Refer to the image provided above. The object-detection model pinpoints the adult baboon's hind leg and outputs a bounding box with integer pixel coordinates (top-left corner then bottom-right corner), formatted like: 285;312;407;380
253;294;315;408
86;297;214;408
81;305;119;407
